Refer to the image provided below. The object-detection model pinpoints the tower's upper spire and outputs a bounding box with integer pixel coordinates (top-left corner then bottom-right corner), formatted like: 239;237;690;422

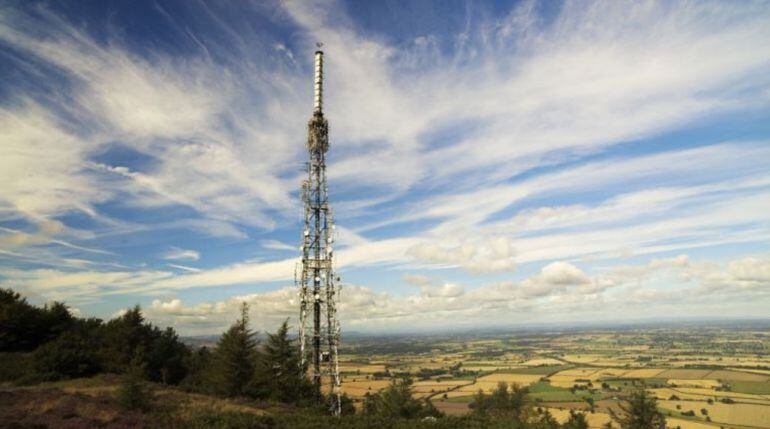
313;49;323;114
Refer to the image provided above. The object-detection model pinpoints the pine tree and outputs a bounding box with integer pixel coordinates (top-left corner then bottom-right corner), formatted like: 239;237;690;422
117;355;153;411
471;388;490;415
610;388;666;429
564;410;589;429
213;302;259;397
374;377;428;419
260;319;308;403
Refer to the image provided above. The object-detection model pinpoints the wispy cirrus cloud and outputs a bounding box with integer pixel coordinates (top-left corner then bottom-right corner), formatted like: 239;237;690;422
0;1;769;331
162;247;200;262
140;254;770;334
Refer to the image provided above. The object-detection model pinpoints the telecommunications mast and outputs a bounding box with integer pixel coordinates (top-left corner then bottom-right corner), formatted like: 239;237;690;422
297;45;342;415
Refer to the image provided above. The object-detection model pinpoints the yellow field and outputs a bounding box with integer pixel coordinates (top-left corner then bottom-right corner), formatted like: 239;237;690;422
730;368;770;376
480;373;545;385
461;365;519;372
666;418;721;429
659;400;770;427
674;387;770;404
547;408;612;428
549;377;589;388
556;368;599;377
562;354;603;364
593;368;630;378
521;358;564;366
591;359;634;367
649;388;707;401
666;379;721;388
338;363;387;373
411;379;469;398
443;373;542;397
444;390;476;399
707;369;769;382
658;369;713;379
338;379;392;398
623;368;664;378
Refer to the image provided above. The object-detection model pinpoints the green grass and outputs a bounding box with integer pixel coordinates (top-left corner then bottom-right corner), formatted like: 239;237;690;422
443;395;474;403
498;365;572;376
526;381;603;403
657;406;706;423
727;381;770;395
602;378;664;388
528;381;564;393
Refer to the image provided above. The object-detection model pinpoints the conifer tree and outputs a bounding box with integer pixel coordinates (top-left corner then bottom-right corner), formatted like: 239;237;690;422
564;410;589;429
260;319;308;403
213;302;259;397
610;388;666;429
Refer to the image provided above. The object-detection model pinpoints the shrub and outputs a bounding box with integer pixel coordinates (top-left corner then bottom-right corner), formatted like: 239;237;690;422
117;361;153;412
33;332;100;380
0;352;33;382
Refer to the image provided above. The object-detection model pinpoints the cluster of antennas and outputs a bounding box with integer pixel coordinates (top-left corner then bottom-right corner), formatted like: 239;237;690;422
296;46;342;416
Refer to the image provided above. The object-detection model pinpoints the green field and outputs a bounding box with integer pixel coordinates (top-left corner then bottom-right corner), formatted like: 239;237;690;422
728;381;770;395
500;365;573;375
527;381;603;403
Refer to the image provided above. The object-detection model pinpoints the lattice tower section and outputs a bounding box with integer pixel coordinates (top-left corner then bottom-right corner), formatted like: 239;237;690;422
296;49;342;416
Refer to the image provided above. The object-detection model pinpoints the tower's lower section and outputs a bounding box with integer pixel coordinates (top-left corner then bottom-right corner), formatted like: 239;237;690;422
297;112;341;416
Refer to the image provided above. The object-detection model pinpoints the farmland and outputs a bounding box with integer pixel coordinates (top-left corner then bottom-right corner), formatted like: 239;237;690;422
337;322;770;428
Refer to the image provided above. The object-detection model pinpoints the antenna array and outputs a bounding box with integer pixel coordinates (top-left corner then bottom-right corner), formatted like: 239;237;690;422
297;49;342;416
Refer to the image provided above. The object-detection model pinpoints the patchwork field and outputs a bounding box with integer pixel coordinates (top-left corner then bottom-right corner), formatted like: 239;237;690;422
335;324;770;427
659;399;770;428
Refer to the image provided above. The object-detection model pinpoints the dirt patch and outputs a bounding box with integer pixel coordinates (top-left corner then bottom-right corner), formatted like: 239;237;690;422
0;388;149;429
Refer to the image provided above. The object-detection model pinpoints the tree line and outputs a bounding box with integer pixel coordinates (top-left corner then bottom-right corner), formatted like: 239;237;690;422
0;287;668;428
0;288;311;405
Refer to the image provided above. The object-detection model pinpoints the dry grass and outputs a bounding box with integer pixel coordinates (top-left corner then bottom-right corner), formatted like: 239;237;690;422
337;379;392;398
561;355;602;364
706;370;769;382
657;369;713;379
674;387;770;404
622;368;665;378
546;408;612;428
555;368;599;378
479;373;544;385
659;399;770;428
338;363;386;373
667;379;721;388
521;358;564;366
666;418;721;429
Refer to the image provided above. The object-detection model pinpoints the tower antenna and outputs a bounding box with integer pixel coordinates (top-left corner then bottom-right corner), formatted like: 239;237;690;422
297;47;342;416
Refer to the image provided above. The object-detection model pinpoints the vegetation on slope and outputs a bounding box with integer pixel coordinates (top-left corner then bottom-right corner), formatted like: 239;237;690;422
0;287;671;429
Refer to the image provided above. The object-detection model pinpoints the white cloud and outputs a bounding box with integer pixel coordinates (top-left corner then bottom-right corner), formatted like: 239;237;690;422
538;262;590;286
162;247;201;261
0;220;65;248
728;257;770;282
1;1;769;325
167;264;202;273
136;254;770;334
408;236;517;273
421;283;465;298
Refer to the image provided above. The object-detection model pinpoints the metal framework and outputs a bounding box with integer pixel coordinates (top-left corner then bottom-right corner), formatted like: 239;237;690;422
297;49;342;416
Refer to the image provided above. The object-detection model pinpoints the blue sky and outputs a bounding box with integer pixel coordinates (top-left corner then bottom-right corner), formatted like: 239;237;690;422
1;0;769;335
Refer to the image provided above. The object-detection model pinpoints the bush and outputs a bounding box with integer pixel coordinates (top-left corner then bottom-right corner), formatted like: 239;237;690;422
0;352;33;382
117;362;153;412
33;332;100;380
364;377;441;420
